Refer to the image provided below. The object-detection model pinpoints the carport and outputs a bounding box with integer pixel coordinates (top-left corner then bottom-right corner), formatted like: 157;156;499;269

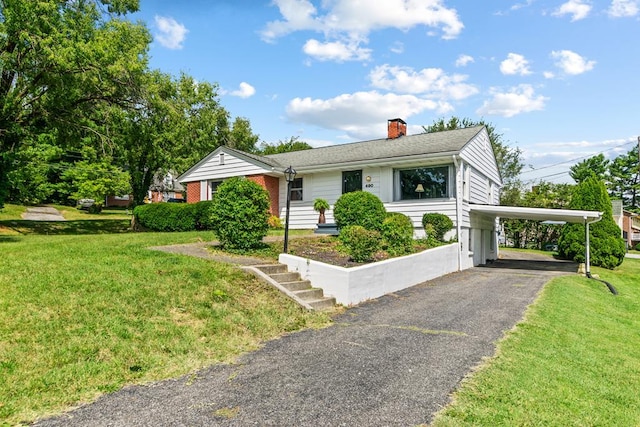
469;205;603;275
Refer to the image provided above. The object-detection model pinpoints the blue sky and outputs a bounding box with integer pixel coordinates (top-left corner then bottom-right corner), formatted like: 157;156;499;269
132;0;640;185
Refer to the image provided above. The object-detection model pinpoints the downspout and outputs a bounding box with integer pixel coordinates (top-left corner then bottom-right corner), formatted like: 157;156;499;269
584;215;617;295
452;155;463;271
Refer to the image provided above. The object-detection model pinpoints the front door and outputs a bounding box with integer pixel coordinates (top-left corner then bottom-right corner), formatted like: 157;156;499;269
342;170;362;194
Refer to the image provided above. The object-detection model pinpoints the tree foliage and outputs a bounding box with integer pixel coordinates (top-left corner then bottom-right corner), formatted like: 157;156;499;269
0;1;261;208
0;0;149;205
607;146;639;212
258;136;313;155
557;176;625;269
569;154;609;184
422;117;524;188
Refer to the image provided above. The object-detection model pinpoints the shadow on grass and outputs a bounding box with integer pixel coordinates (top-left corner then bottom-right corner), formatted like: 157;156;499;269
0;219;132;235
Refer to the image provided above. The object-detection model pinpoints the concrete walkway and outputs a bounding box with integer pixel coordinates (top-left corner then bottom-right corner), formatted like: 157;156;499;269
21;207;65;221
33;251;575;427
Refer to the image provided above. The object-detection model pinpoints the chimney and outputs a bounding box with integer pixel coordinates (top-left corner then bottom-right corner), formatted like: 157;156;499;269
387;118;407;139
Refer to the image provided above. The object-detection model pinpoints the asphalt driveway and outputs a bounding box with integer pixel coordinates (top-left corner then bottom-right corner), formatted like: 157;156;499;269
34;253;576;427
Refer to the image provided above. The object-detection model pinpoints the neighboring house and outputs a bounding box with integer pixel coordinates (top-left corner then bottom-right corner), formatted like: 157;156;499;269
613;200;640;249
178;118;502;268
104;171;185;207
148;171;185;203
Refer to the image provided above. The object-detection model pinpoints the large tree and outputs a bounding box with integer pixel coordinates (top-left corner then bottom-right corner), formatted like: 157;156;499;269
569;153;609;184
0;0;149;205
607;146;639;212
423;117;524;189
118;71;259;206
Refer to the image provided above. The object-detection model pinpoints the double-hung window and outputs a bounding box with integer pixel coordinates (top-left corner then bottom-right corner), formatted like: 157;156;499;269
289;177;303;201
394;166;449;200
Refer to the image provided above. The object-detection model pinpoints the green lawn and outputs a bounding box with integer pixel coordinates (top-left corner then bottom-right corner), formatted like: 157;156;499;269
0;213;331;425
432;257;640;426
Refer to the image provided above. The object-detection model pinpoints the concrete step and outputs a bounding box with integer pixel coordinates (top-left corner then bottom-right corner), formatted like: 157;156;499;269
269;272;302;283
293;288;325;301
307;297;337;311
280;280;312;292
255;264;288;274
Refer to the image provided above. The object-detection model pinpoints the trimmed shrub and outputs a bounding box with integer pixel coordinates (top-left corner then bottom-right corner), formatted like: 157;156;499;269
558;176;626;269
268;215;283;229
333;191;386;231
422;212;453;241
381;212;414;256
339;225;381;262
210;177;270;250
133;203;197;232
194;200;216;230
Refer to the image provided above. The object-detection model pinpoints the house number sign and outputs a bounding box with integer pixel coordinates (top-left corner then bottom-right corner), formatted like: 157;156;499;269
365;183;374;188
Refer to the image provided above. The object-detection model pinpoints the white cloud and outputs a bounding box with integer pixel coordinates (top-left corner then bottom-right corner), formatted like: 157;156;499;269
390;41;405;54
286;91;448;140
303;39;372;62
262;0;464;41
608;0;639;17
455;54;474;67
261;0;463;62
500;53;532;75
551;50;595;75
154;16;188;50
230;82;256;98
368;64;478;100
543;71;555;79
476;84;548;117
552;0;592;21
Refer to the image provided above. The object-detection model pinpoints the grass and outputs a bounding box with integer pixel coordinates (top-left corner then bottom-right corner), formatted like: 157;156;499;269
432;257;640;427
0;208;332;425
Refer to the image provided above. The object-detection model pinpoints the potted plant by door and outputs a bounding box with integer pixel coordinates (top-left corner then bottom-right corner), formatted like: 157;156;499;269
313;198;330;224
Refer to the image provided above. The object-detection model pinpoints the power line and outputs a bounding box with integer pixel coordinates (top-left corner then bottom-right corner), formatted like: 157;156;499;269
520;139;636;175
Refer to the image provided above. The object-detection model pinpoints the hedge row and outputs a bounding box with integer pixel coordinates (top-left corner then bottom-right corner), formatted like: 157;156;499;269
133;201;215;232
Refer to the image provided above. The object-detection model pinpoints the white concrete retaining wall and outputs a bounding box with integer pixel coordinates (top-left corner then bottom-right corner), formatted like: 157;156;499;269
279;243;459;306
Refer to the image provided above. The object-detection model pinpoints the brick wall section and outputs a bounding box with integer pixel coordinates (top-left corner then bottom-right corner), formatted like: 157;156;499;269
247;174;280;216
186;182;200;203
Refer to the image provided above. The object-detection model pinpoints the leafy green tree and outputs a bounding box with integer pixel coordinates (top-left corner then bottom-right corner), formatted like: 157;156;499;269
62;148;130;210
258;136;313;155
6;133;65;205
557;176;625;269
607;146;639;212
119;72;257;206
423;117;524;188
0;0;149;206
569;154;609;184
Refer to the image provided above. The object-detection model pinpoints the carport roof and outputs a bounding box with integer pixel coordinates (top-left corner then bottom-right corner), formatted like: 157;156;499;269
469;204;602;224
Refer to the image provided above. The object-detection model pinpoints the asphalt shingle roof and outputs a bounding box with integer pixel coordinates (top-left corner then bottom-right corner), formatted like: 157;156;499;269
262;125;484;169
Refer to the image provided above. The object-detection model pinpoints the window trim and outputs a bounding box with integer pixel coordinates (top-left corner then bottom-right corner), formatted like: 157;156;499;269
289;177;303;202
342;169;363;194
393;165;451;201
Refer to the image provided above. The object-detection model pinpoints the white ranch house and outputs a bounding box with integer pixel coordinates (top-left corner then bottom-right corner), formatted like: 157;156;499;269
178;119;503;270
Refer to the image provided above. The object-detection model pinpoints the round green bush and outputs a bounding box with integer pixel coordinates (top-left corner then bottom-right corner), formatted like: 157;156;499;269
381;212;414;256
210;177;270;250
333;191;386;231
422;212;453;241
133;203;197;231
339;225;381;262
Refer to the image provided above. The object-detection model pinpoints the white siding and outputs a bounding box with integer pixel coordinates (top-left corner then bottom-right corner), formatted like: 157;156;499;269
181;151;269;182
459;129;501;199
386;200;457;228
